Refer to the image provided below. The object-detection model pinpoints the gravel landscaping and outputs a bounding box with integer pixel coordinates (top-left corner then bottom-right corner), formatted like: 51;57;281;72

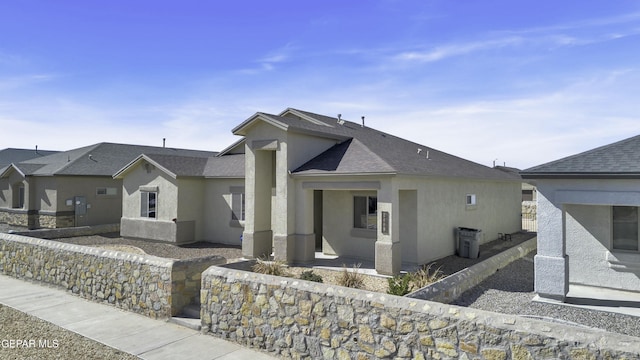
0;304;137;360
451;252;640;338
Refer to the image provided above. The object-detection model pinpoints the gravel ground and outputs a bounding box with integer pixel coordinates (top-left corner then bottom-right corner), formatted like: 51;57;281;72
451;252;640;338
0;304;137;360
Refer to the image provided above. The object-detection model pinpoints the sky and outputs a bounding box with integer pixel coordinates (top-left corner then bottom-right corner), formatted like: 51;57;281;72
1;1;640;170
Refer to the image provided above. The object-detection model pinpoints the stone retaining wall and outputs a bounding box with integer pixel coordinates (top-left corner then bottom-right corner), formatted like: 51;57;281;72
407;237;537;303
201;266;640;359
0;233;224;319
10;223;120;239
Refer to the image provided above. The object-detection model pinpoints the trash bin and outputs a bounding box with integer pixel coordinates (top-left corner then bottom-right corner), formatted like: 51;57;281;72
457;227;481;259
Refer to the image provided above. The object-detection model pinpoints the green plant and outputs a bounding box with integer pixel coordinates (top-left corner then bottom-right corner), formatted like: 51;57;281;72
387;274;412;296
337;263;364;289
251;258;288;276
410;263;444;289
300;270;323;283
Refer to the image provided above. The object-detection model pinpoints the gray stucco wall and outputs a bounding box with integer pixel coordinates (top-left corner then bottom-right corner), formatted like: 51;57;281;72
537;178;640;294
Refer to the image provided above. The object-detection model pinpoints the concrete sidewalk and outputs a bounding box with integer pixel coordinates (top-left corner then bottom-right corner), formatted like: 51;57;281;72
0;274;277;360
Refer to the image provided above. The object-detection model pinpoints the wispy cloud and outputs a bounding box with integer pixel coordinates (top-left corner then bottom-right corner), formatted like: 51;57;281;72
0;74;59;91
394;37;523;63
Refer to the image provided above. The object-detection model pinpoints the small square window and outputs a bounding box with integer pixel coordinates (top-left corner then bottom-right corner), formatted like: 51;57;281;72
97;187;117;196
466;194;477;206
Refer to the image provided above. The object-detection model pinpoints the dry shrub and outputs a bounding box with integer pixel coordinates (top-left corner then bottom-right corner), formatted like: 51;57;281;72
252;258;288;276
337;263;364;289
411;263;444;289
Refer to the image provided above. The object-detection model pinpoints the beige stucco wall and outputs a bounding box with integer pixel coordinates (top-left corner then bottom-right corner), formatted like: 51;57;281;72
322;189;377;260
53;176;123;225
312;175;521;266
0;170;26;209
203;178;245;245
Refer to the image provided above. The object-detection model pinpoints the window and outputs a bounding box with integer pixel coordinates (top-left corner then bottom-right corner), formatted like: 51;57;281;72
13;184;24;208
466;194;477;206
231;192;245;221
141;191;157;218
612;206;639;251
354;196;377;230
96;187;117;196
522;190;534;202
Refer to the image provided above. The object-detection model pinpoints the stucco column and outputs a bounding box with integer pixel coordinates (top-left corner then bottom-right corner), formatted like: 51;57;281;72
242;146;273;259
292;186;315;264
375;180;401;275
272;144;296;263
534;189;569;301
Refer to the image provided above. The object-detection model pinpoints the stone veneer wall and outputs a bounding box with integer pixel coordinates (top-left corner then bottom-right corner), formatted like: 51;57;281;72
201;266;640;360
0;209;30;227
407;238;537;303
0;233;224;319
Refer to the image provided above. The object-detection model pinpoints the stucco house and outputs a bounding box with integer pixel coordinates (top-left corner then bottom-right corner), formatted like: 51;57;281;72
521;135;640;301
232;108;522;275
0;143;215;229
113;152;244;244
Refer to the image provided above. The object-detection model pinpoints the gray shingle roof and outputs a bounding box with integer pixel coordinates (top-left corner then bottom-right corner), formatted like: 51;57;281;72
204;154;245;178
0;148;59;167
243;109;517;181
521;134;640;178
14;143;217;177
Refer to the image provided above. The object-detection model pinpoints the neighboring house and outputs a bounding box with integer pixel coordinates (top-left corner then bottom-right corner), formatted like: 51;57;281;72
113;152;244;245
232;108;522;275
0;147;59;169
0;143;216;229
521;135;640;301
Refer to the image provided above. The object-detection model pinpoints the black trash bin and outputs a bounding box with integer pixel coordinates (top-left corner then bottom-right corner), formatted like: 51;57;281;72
457;227;481;259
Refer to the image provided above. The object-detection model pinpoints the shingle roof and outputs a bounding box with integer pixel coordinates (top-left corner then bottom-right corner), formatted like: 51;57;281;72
238;108;517;181
0;148;59;167
204;154;244;178
521;134;640;178
13;143;217;177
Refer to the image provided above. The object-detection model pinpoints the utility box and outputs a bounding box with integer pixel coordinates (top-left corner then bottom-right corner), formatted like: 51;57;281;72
457;227;481;259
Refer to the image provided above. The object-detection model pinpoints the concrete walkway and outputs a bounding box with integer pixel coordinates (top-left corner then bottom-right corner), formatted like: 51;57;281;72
0;274;277;360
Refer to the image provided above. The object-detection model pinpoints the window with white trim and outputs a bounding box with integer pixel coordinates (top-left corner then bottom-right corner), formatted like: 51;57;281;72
141;191;157;218
231;192;245;221
612;206;639;251
354;196;377;230
466;194;477;206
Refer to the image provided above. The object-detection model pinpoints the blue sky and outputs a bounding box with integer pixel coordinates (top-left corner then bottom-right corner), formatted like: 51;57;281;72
2;1;640;169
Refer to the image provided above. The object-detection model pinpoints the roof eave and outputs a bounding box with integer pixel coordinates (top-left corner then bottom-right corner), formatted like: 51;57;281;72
291;171;397;178
520;172;640;180
232;112;288;136
112;154;178;179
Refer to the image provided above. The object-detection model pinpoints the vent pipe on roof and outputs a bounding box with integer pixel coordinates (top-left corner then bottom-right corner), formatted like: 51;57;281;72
361;116;365;127
337;114;341;122
35;145;39;155
163;138;166;148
